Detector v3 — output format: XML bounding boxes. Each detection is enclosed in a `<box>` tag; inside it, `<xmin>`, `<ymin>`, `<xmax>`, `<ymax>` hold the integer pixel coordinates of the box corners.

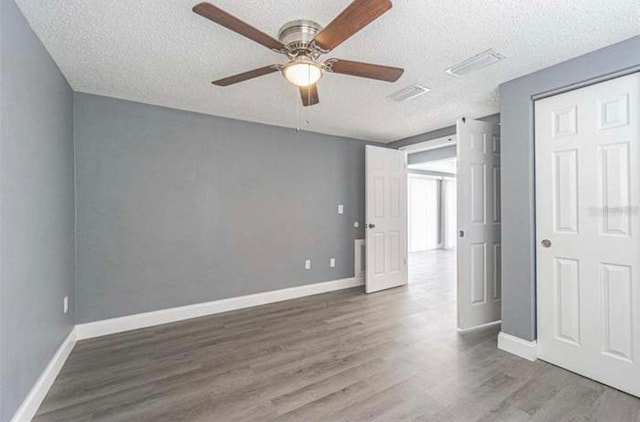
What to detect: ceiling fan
<box><xmin>192</xmin><ymin>0</ymin><xmax>405</xmax><ymax>107</ymax></box>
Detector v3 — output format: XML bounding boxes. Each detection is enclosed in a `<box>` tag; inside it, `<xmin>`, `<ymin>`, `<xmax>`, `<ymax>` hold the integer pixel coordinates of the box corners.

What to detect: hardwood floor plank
<box><xmin>33</xmin><ymin>250</ymin><xmax>640</xmax><ymax>421</ymax></box>
<box><xmin>528</xmin><ymin>377</ymin><xmax>605</xmax><ymax>421</ymax></box>
<box><xmin>591</xmin><ymin>388</ymin><xmax>640</xmax><ymax>422</ymax></box>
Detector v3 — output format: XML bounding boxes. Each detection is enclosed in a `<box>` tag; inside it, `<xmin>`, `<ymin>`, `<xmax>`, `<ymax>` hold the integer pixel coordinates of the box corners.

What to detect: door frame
<box><xmin>401</xmin><ymin>137</ymin><xmax>458</xmax><ymax>261</ymax></box>
<box><xmin>532</xmin><ymin>68</ymin><xmax>640</xmax><ymax>341</ymax></box>
<box><xmin>400</xmin><ymin>138</ymin><xmax>459</xmax><ymax>308</ymax></box>
<box><xmin>399</xmin><ymin>135</ymin><xmax>457</xmax><ymax>154</ymax></box>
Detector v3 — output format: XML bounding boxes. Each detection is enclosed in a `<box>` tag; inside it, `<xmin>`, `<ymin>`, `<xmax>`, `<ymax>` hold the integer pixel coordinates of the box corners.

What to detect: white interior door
<box><xmin>365</xmin><ymin>145</ymin><xmax>408</xmax><ymax>293</ymax></box>
<box><xmin>457</xmin><ymin>118</ymin><xmax>502</xmax><ymax>329</ymax></box>
<box><xmin>536</xmin><ymin>72</ymin><xmax>640</xmax><ymax>397</ymax></box>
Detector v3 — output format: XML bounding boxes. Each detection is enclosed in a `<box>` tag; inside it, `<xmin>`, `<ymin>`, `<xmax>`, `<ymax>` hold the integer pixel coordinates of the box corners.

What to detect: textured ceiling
<box><xmin>15</xmin><ymin>0</ymin><xmax>640</xmax><ymax>142</ymax></box>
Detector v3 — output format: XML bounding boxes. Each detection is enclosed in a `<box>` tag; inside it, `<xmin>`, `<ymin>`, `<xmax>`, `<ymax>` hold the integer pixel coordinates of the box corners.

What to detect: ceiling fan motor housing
<box><xmin>278</xmin><ymin>20</ymin><xmax>323</xmax><ymax>55</ymax></box>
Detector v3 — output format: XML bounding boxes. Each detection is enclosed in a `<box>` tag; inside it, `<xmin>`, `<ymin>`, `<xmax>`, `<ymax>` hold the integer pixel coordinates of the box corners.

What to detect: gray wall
<box><xmin>408</xmin><ymin>145</ymin><xmax>456</xmax><ymax>165</ymax></box>
<box><xmin>500</xmin><ymin>35</ymin><xmax>640</xmax><ymax>341</ymax></box>
<box><xmin>0</xmin><ymin>1</ymin><xmax>76</xmax><ymax>421</ymax></box>
<box><xmin>74</xmin><ymin>93</ymin><xmax>373</xmax><ymax>323</ymax></box>
<box><xmin>388</xmin><ymin>114</ymin><xmax>499</xmax><ymax>149</ymax></box>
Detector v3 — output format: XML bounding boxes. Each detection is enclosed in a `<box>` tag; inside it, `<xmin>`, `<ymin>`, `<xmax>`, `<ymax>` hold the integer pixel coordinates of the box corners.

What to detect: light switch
<box><xmin>338</xmin><ymin>204</ymin><xmax>344</xmax><ymax>214</ymax></box>
<box><xmin>330</xmin><ymin>258</ymin><xmax>336</xmax><ymax>268</ymax></box>
<box><xmin>305</xmin><ymin>260</ymin><xmax>311</xmax><ymax>270</ymax></box>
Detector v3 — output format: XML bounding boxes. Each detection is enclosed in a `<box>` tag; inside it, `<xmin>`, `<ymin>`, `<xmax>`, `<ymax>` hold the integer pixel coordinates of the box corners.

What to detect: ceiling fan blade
<box><xmin>300</xmin><ymin>84</ymin><xmax>319</xmax><ymax>107</ymax></box>
<box><xmin>212</xmin><ymin>65</ymin><xmax>280</xmax><ymax>86</ymax></box>
<box><xmin>193</xmin><ymin>3</ymin><xmax>285</xmax><ymax>52</ymax></box>
<box><xmin>313</xmin><ymin>0</ymin><xmax>392</xmax><ymax>52</ymax></box>
<box><xmin>327</xmin><ymin>59</ymin><xmax>404</xmax><ymax>82</ymax></box>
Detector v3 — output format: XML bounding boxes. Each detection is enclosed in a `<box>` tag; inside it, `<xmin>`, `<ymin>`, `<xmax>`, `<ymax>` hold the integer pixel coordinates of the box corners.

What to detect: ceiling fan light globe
<box><xmin>282</xmin><ymin>61</ymin><xmax>323</xmax><ymax>87</ymax></box>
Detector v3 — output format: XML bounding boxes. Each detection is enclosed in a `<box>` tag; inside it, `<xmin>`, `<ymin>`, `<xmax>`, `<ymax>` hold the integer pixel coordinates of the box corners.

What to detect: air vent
<box><xmin>446</xmin><ymin>49</ymin><xmax>505</xmax><ymax>77</ymax></box>
<box><xmin>388</xmin><ymin>84</ymin><xmax>430</xmax><ymax>102</ymax></box>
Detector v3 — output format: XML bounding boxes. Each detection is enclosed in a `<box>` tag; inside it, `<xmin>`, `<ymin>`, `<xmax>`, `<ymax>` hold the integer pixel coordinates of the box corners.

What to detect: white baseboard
<box><xmin>10</xmin><ymin>328</ymin><xmax>77</xmax><ymax>422</ymax></box>
<box><xmin>498</xmin><ymin>331</ymin><xmax>538</xmax><ymax>362</ymax></box>
<box><xmin>9</xmin><ymin>276</ymin><xmax>364</xmax><ymax>422</ymax></box>
<box><xmin>76</xmin><ymin>276</ymin><xmax>364</xmax><ymax>340</ymax></box>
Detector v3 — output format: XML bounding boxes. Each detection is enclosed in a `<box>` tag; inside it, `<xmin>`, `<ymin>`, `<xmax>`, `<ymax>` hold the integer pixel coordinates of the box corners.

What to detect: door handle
<box><xmin>459</xmin><ymin>230</ymin><xmax>464</xmax><ymax>237</ymax></box>
<box><xmin>368</xmin><ymin>223</ymin><xmax>376</xmax><ymax>229</ymax></box>
<box><xmin>541</xmin><ymin>239</ymin><xmax>552</xmax><ymax>248</ymax></box>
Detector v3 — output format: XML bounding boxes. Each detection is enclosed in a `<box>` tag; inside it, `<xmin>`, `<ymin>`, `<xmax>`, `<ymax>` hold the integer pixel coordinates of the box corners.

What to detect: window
<box><xmin>409</xmin><ymin>175</ymin><xmax>457</xmax><ymax>252</ymax></box>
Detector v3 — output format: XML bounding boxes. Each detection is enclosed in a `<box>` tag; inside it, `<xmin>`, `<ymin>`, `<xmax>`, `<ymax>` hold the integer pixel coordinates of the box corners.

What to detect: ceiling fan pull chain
<box><xmin>296</xmin><ymin>87</ymin><xmax>300</xmax><ymax>133</ymax></box>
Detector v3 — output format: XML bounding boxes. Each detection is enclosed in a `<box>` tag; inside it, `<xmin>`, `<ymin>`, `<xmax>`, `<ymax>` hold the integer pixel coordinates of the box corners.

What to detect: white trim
<box><xmin>407</xmin><ymin>172</ymin><xmax>445</xmax><ymax>181</ymax></box>
<box><xmin>532</xmin><ymin>66</ymin><xmax>640</xmax><ymax>101</ymax></box>
<box><xmin>497</xmin><ymin>331</ymin><xmax>538</xmax><ymax>362</ymax></box>
<box><xmin>76</xmin><ymin>276</ymin><xmax>364</xmax><ymax>340</ymax></box>
<box><xmin>9</xmin><ymin>277</ymin><xmax>364</xmax><ymax>421</ymax></box>
<box><xmin>457</xmin><ymin>319</ymin><xmax>501</xmax><ymax>333</ymax></box>
<box><xmin>354</xmin><ymin>239</ymin><xmax>365</xmax><ymax>280</ymax></box>
<box><xmin>10</xmin><ymin>328</ymin><xmax>77</xmax><ymax>422</ymax></box>
<box><xmin>399</xmin><ymin>135</ymin><xmax>457</xmax><ymax>154</ymax></box>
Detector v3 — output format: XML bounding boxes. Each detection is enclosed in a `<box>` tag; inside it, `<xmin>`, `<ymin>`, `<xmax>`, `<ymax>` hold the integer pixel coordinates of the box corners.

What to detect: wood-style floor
<box><xmin>35</xmin><ymin>249</ymin><xmax>640</xmax><ymax>421</ymax></box>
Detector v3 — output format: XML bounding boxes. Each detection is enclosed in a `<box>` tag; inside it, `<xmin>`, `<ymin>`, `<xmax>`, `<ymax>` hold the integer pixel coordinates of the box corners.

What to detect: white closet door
<box><xmin>536</xmin><ymin>72</ymin><xmax>640</xmax><ymax>397</ymax></box>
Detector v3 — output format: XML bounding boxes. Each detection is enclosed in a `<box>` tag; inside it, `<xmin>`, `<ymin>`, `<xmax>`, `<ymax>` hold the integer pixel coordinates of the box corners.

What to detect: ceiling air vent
<box><xmin>388</xmin><ymin>84</ymin><xmax>430</xmax><ymax>102</ymax></box>
<box><xmin>446</xmin><ymin>49</ymin><xmax>505</xmax><ymax>77</ymax></box>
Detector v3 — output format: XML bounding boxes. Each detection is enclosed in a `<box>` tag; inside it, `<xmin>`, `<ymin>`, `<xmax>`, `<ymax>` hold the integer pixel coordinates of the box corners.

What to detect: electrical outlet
<box><xmin>305</xmin><ymin>260</ymin><xmax>311</xmax><ymax>270</ymax></box>
<box><xmin>330</xmin><ymin>258</ymin><xmax>336</xmax><ymax>268</ymax></box>
<box><xmin>63</xmin><ymin>296</ymin><xmax>69</xmax><ymax>314</ymax></box>
<box><xmin>338</xmin><ymin>204</ymin><xmax>344</xmax><ymax>214</ymax></box>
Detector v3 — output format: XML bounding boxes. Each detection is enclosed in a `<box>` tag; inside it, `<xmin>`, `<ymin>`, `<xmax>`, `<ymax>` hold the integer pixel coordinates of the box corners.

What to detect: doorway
<box><xmin>365</xmin><ymin>119</ymin><xmax>501</xmax><ymax>331</ymax></box>
<box><xmin>407</xmin><ymin>166</ymin><xmax>457</xmax><ymax>276</ymax></box>
<box><xmin>399</xmin><ymin>118</ymin><xmax>502</xmax><ymax>331</ymax></box>
<box><xmin>404</xmin><ymin>140</ymin><xmax>458</xmax><ymax>319</ymax></box>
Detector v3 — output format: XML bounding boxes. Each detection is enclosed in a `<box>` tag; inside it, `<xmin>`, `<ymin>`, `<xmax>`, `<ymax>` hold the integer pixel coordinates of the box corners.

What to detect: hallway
<box><xmin>408</xmin><ymin>249</ymin><xmax>457</xmax><ymax>323</ymax></box>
